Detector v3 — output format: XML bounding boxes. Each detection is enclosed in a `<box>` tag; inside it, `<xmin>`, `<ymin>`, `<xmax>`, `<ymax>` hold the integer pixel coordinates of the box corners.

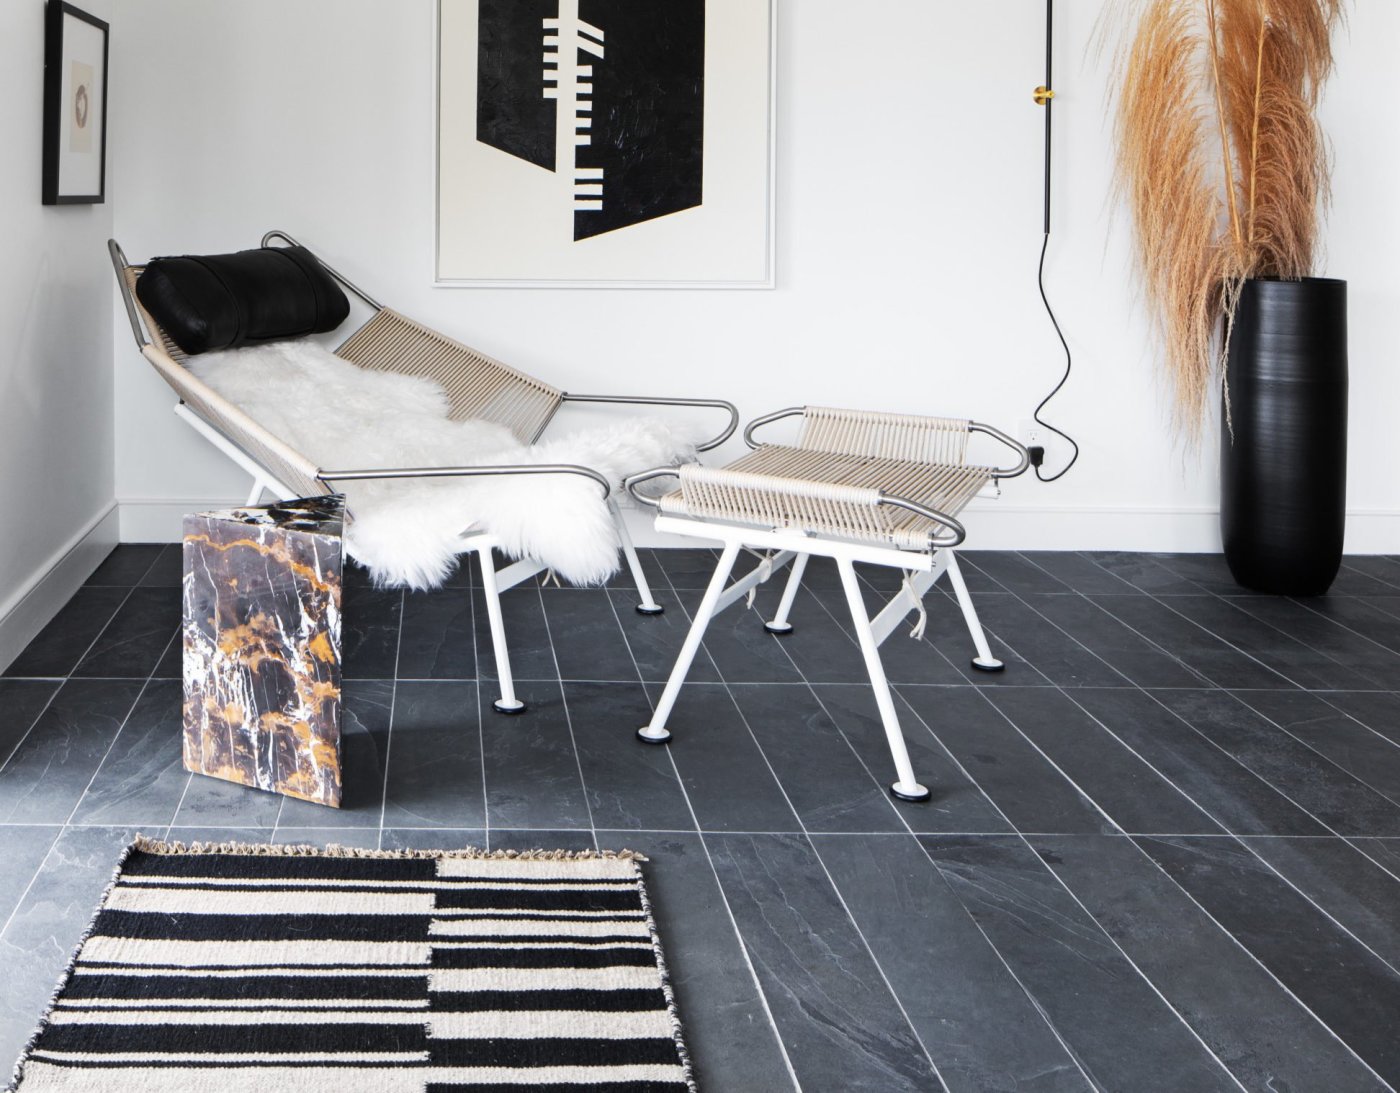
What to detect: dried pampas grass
<box><xmin>1105</xmin><ymin>0</ymin><xmax>1344</xmax><ymax>437</ymax></box>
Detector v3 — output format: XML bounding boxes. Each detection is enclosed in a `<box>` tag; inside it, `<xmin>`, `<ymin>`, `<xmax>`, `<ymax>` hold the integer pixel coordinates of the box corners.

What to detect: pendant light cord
<box><xmin>1032</xmin><ymin>0</ymin><xmax>1078</xmax><ymax>482</ymax></box>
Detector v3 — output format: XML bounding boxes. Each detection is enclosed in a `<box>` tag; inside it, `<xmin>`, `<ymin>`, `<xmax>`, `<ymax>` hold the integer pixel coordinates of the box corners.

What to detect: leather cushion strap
<box><xmin>135</xmin><ymin>245</ymin><xmax>351</xmax><ymax>355</ymax></box>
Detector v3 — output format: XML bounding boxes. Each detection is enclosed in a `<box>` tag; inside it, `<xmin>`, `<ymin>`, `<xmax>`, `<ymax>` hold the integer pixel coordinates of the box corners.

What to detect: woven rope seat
<box><xmin>626</xmin><ymin>404</ymin><xmax>1029</xmax><ymax>803</ymax></box>
<box><xmin>660</xmin><ymin>444</ymin><xmax>996</xmax><ymax>551</ymax></box>
<box><xmin>649</xmin><ymin>406</ymin><xmax>1019</xmax><ymax>551</ymax></box>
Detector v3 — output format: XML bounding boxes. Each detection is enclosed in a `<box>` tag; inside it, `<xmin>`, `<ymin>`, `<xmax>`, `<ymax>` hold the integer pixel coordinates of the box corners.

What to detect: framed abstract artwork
<box><xmin>435</xmin><ymin>0</ymin><xmax>775</xmax><ymax>288</ymax></box>
<box><xmin>42</xmin><ymin>0</ymin><xmax>109</xmax><ymax>205</ymax></box>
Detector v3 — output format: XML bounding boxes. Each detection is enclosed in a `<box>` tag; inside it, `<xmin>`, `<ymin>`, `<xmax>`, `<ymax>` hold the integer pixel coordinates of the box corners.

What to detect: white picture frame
<box><xmin>435</xmin><ymin>0</ymin><xmax>776</xmax><ymax>289</ymax></box>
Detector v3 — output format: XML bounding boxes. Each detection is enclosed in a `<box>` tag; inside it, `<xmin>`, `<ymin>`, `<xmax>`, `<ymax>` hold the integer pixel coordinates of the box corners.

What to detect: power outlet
<box><xmin>1019</xmin><ymin>419</ymin><xmax>1042</xmax><ymax>448</ymax></box>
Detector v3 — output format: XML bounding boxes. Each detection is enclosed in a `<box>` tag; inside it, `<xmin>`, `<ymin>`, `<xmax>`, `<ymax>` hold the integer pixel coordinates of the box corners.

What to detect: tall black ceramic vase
<box><xmin>1221</xmin><ymin>277</ymin><xmax>1347</xmax><ymax>595</ymax></box>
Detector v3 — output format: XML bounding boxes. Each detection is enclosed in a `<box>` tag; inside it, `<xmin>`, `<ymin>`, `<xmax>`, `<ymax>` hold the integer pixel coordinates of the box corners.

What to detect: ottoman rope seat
<box><xmin>626</xmin><ymin>405</ymin><xmax>1029</xmax><ymax>802</ymax></box>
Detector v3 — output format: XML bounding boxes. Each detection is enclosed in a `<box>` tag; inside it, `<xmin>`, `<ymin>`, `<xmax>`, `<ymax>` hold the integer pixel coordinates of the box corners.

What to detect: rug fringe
<box><xmin>634</xmin><ymin>862</ymin><xmax>699</xmax><ymax>1093</ymax></box>
<box><xmin>132</xmin><ymin>834</ymin><xmax>647</xmax><ymax>862</ymax></box>
<box><xmin>5</xmin><ymin>838</ymin><xmax>140</xmax><ymax>1093</ymax></box>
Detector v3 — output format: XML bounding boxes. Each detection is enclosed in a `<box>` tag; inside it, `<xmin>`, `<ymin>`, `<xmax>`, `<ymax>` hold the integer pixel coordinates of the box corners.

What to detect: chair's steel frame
<box><xmin>623</xmin><ymin>409</ymin><xmax>1029</xmax><ymax>802</ymax></box>
<box><xmin>110</xmin><ymin>233</ymin><xmax>739</xmax><ymax>713</ymax></box>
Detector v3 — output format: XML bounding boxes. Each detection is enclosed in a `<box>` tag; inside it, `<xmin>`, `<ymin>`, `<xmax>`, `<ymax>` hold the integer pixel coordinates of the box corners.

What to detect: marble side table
<box><xmin>182</xmin><ymin>495</ymin><xmax>345</xmax><ymax>807</ymax></box>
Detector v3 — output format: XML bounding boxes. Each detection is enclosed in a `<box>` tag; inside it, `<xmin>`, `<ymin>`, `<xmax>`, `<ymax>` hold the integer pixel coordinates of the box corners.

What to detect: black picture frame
<box><xmin>42</xmin><ymin>0</ymin><xmax>109</xmax><ymax>205</ymax></box>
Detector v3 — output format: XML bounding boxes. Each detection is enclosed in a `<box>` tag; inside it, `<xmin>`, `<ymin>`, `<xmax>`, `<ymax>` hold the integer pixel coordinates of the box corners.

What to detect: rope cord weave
<box><xmin>658</xmin><ymin>406</ymin><xmax>994</xmax><ymax>551</ymax></box>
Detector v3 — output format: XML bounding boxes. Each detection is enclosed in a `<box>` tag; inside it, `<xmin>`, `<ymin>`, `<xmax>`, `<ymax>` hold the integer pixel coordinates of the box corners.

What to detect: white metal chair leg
<box><xmin>610</xmin><ymin>499</ymin><xmax>663</xmax><ymax>615</ymax></box>
<box><xmin>945</xmin><ymin>552</ymin><xmax>1003</xmax><ymax>672</ymax></box>
<box><xmin>478</xmin><ymin>547</ymin><xmax>526</xmax><ymax>714</ymax></box>
<box><xmin>637</xmin><ymin>540</ymin><xmax>741</xmax><ymax>744</ymax></box>
<box><xmin>245</xmin><ymin>478</ymin><xmax>268</xmax><ymax>506</ymax></box>
<box><xmin>764</xmin><ymin>552</ymin><xmax>810</xmax><ymax>634</ymax></box>
<box><xmin>836</xmin><ymin>557</ymin><xmax>929</xmax><ymax>802</ymax></box>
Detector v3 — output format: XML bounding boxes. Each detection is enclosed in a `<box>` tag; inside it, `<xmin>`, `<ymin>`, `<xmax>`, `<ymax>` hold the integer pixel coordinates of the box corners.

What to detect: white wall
<box><xmin>109</xmin><ymin>0</ymin><xmax>1399</xmax><ymax>551</ymax></box>
<box><xmin>0</xmin><ymin>0</ymin><xmax>119</xmax><ymax>669</ymax></box>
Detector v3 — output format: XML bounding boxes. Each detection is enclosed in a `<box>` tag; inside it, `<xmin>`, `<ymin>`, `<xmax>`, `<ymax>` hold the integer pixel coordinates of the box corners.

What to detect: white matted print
<box><xmin>42</xmin><ymin>1</ymin><xmax>108</xmax><ymax>205</ymax></box>
<box><xmin>436</xmin><ymin>0</ymin><xmax>774</xmax><ymax>288</ymax></box>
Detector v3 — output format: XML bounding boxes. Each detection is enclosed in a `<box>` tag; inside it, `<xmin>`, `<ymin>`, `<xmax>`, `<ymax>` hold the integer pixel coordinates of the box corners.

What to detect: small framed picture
<box><xmin>42</xmin><ymin>0</ymin><xmax>109</xmax><ymax>205</ymax></box>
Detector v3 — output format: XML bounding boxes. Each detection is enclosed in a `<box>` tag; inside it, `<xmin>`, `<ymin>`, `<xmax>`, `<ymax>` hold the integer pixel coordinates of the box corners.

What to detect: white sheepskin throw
<box><xmin>188</xmin><ymin>340</ymin><xmax>695</xmax><ymax>589</ymax></box>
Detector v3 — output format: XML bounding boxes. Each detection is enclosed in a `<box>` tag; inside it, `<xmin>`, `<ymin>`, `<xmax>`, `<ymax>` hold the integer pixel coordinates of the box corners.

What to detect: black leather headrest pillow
<box><xmin>135</xmin><ymin>245</ymin><xmax>351</xmax><ymax>355</ymax></box>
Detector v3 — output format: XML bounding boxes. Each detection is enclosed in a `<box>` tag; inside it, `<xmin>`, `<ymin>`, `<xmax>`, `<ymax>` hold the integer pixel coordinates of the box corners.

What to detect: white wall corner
<box><xmin>0</xmin><ymin>503</ymin><xmax>120</xmax><ymax>674</ymax></box>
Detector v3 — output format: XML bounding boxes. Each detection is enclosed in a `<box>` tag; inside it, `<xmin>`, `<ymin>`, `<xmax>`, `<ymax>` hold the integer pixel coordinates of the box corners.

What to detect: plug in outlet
<box><xmin>1019</xmin><ymin>420</ymin><xmax>1046</xmax><ymax>470</ymax></box>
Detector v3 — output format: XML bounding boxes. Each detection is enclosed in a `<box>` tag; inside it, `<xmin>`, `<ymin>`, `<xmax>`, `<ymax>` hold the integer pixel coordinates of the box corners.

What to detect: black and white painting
<box><xmin>437</xmin><ymin>0</ymin><xmax>773</xmax><ymax>287</ymax></box>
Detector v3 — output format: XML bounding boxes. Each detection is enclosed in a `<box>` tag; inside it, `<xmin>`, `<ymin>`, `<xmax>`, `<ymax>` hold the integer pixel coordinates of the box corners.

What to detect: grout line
<box><xmin>637</xmin><ymin>554</ymin><xmax>806</xmax><ymax>1092</ymax></box>
<box><xmin>994</xmin><ymin>562</ymin><xmax>1396</xmax><ymax>842</ymax></box>
<box><xmin>0</xmin><ymin>587</ymin><xmax>144</xmax><ymax>778</ymax></box>
<box><xmin>376</xmin><ymin>589</ymin><xmax>407</xmax><ymax>853</ymax></box>
<box><xmin>890</xmin><ymin>691</ymin><xmax>1251</xmax><ymax>1091</ymax></box>
<box><xmin>0</xmin><ymin>827</ymin><xmax>67</xmax><ymax>946</ymax></box>
<box><xmin>1226</xmin><ymin>692</ymin><xmax>1400</xmax><ymax>814</ymax></box>
<box><xmin>2</xmin><ymin>620</ymin><xmax>181</xmax><ymax>944</ymax></box>
<box><xmin>1011</xmin><ymin>551</ymin><xmax>1136</xmax><ymax>594</ymax></box>
<box><xmin>695</xmin><ymin>552</ymin><xmax>1400</xmax><ymax>1083</ymax></box>
<box><xmin>1287</xmin><ymin>596</ymin><xmax>1400</xmax><ymax>658</ymax></box>
<box><xmin>1125</xmin><ymin>691</ymin><xmax>1400</xmax><ymax>974</ymax></box>
<box><xmin>1022</xmin><ymin>592</ymin><xmax>1215</xmax><ymax>690</ymax></box>
<box><xmin>64</xmin><ymin>626</ymin><xmax>180</xmax><ymax>834</ymax></box>
<box><xmin>0</xmin><ymin>683</ymin><xmax>67</xmax><ymax>779</ymax></box>
<box><xmin>1084</xmin><ymin>553</ymin><xmax>1400</xmax><ymax>669</ymax></box>
<box><xmin>1338</xmin><ymin>560</ymin><xmax>1400</xmax><ymax>594</ymax></box>
<box><xmin>1139</xmin><ymin>589</ymin><xmax>1372</xmax><ymax>690</ymax></box>
<box><xmin>654</xmin><ymin>556</ymin><xmax>950</xmax><ymax>1092</ymax></box>
<box><xmin>1121</xmin><ymin>830</ymin><xmax>1400</xmax><ymax>1092</ymax></box>
<box><xmin>936</xmin><ymin>556</ymin><xmax>1135</xmax><ymax>688</ymax></box>
<box><xmin>467</xmin><ymin>578</ymin><xmax>489</xmax><ymax>850</ymax></box>
<box><xmin>1003</xmin><ymin>555</ymin><xmax>1400</xmax><ymax>979</ymax></box>
<box><xmin>162</xmin><ymin>776</ymin><xmax>194</xmax><ymax>844</ymax></box>
<box><xmin>721</xmin><ymin>579</ymin><xmax>1080</xmax><ymax>1093</ymax></box>
<box><xmin>1311</xmin><ymin>690</ymin><xmax>1400</xmax><ymax>749</ymax></box>
<box><xmin>1077</xmin><ymin>590</ymin><xmax>1298</xmax><ymax>689</ymax></box>
<box><xmin>905</xmin><ymin>668</ymin><xmax>1398</xmax><ymax>1086</ymax></box>
<box><xmin>13</xmin><ymin>817</ymin><xmax>1400</xmax><ymax>834</ymax></box>
<box><xmin>534</xmin><ymin>582</ymin><xmax>599</xmax><ymax>853</ymax></box>
<box><xmin>1232</xmin><ymin>596</ymin><xmax>1400</xmax><ymax>672</ymax></box>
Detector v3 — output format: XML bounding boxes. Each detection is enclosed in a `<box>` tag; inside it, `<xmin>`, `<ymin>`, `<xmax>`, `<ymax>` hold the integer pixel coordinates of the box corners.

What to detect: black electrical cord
<box><xmin>1033</xmin><ymin>233</ymin><xmax>1078</xmax><ymax>481</ymax></box>
<box><xmin>1032</xmin><ymin>0</ymin><xmax>1078</xmax><ymax>483</ymax></box>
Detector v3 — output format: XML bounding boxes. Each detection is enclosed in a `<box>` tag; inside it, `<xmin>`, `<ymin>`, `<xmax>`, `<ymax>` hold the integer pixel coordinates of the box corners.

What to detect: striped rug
<box><xmin>8</xmin><ymin>837</ymin><xmax>694</xmax><ymax>1092</ymax></box>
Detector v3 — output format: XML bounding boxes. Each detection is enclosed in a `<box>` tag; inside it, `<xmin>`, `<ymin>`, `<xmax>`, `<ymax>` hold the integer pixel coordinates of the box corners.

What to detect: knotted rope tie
<box><xmin>903</xmin><ymin>571</ymin><xmax>928</xmax><ymax>640</ymax></box>
<box><xmin>744</xmin><ymin>549</ymin><xmax>775</xmax><ymax>609</ymax></box>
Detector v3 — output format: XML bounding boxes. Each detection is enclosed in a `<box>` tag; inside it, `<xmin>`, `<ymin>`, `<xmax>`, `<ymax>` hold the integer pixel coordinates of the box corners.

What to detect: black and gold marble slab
<box><xmin>182</xmin><ymin>495</ymin><xmax>344</xmax><ymax>807</ymax></box>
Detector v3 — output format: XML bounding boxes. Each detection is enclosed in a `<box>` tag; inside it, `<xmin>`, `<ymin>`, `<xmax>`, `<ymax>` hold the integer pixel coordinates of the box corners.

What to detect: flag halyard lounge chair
<box><xmin>109</xmin><ymin>231</ymin><xmax>737</xmax><ymax>714</ymax></box>
<box><xmin>626</xmin><ymin>405</ymin><xmax>1029</xmax><ymax>801</ymax></box>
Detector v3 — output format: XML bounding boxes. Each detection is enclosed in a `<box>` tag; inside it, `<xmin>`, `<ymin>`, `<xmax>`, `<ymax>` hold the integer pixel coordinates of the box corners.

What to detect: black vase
<box><xmin>1221</xmin><ymin>277</ymin><xmax>1348</xmax><ymax>595</ymax></box>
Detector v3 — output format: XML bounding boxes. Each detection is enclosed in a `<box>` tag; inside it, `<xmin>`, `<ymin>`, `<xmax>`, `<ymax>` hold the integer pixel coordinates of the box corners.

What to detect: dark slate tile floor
<box><xmin>3</xmin><ymin>544</ymin><xmax>1400</xmax><ymax>1090</ymax></box>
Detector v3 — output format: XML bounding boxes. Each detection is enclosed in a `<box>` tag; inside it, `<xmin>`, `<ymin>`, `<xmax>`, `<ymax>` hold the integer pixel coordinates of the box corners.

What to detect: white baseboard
<box><xmin>0</xmin><ymin>502</ymin><xmax>120</xmax><ymax>675</ymax></box>
<box><xmin>116</xmin><ymin>498</ymin><xmax>1400</xmax><ymax>554</ymax></box>
<box><xmin>118</xmin><ymin>497</ymin><xmax>246</xmax><ymax>542</ymax></box>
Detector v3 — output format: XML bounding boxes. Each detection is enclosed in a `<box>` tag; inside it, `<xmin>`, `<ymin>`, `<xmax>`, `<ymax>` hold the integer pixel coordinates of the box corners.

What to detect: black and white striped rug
<box><xmin>8</xmin><ymin>837</ymin><xmax>695</xmax><ymax>1092</ymax></box>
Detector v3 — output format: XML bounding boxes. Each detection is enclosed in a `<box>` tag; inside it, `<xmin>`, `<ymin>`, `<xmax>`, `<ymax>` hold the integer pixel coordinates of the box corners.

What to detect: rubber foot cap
<box><xmin>971</xmin><ymin>657</ymin><xmax>1006</xmax><ymax>673</ymax></box>
<box><xmin>493</xmin><ymin>699</ymin><xmax>527</xmax><ymax>715</ymax></box>
<box><xmin>764</xmin><ymin>621</ymin><xmax>794</xmax><ymax>635</ymax></box>
<box><xmin>635</xmin><ymin>604</ymin><xmax>665</xmax><ymax>616</ymax></box>
<box><xmin>890</xmin><ymin>781</ymin><xmax>931</xmax><ymax>802</ymax></box>
<box><xmin>637</xmin><ymin>726</ymin><xmax>672</xmax><ymax>744</ymax></box>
